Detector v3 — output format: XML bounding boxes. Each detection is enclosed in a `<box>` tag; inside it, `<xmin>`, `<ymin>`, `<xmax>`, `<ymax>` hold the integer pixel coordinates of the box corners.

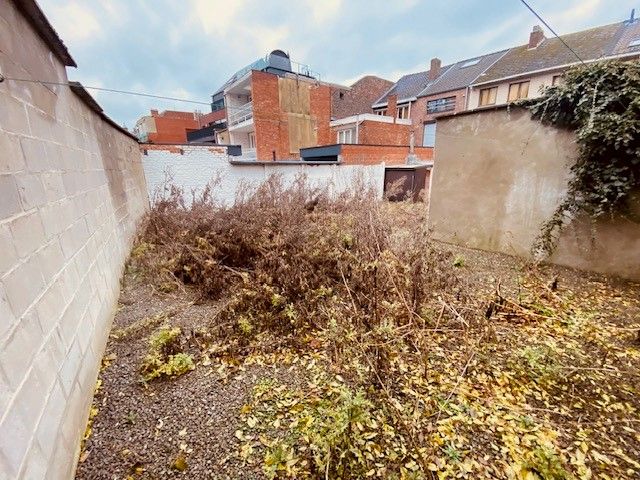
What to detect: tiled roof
<box><xmin>473</xmin><ymin>21</ymin><xmax>632</xmax><ymax>85</ymax></box>
<box><xmin>373</xmin><ymin>65</ymin><xmax>453</xmax><ymax>106</ymax></box>
<box><xmin>418</xmin><ymin>49</ymin><xmax>509</xmax><ymax>97</ymax></box>
<box><xmin>612</xmin><ymin>19</ymin><xmax>640</xmax><ymax>55</ymax></box>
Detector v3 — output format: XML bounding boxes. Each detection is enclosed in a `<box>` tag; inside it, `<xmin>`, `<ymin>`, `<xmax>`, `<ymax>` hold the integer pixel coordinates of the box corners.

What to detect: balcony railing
<box><xmin>426</xmin><ymin>97</ymin><xmax>456</xmax><ymax>114</ymax></box>
<box><xmin>228</xmin><ymin>102</ymin><xmax>253</xmax><ymax>127</ymax></box>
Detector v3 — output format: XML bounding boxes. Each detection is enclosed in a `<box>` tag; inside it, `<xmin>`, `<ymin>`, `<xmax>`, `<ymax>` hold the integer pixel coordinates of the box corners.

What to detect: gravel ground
<box><xmin>74</xmin><ymin>244</ymin><xmax>640</xmax><ymax>480</ymax></box>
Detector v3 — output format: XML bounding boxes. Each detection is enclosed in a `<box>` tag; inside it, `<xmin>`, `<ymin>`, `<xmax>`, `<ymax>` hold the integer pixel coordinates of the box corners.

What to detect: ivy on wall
<box><xmin>524</xmin><ymin>61</ymin><xmax>640</xmax><ymax>256</ymax></box>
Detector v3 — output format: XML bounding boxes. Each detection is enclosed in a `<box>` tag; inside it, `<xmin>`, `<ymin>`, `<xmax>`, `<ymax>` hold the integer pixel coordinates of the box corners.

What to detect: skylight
<box><xmin>461</xmin><ymin>58</ymin><xmax>480</xmax><ymax>68</ymax></box>
<box><xmin>629</xmin><ymin>38</ymin><xmax>640</xmax><ymax>47</ymax></box>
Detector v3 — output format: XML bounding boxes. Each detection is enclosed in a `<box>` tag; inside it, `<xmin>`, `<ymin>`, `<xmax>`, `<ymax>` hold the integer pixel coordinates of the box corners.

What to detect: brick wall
<box><xmin>0</xmin><ymin>2</ymin><xmax>148</xmax><ymax>479</ymax></box>
<box><xmin>411</xmin><ymin>89</ymin><xmax>467</xmax><ymax>145</ymax></box>
<box><xmin>251</xmin><ymin>71</ymin><xmax>332</xmax><ymax>161</ymax></box>
<box><xmin>358</xmin><ymin>120</ymin><xmax>412</xmax><ymax>145</ymax></box>
<box><xmin>147</xmin><ymin>110</ymin><xmax>200</xmax><ymax>144</ymax></box>
<box><xmin>331</xmin><ymin>76</ymin><xmax>393</xmax><ymax>119</ymax></box>
<box><xmin>340</xmin><ymin>144</ymin><xmax>433</xmax><ymax>165</ymax></box>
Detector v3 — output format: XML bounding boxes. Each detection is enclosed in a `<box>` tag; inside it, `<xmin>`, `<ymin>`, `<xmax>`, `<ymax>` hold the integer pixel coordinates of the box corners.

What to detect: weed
<box><xmin>140</xmin><ymin>327</ymin><xmax>194</xmax><ymax>381</ymax></box>
<box><xmin>516</xmin><ymin>345</ymin><xmax>560</xmax><ymax>381</ymax></box>
<box><xmin>453</xmin><ymin>255</ymin><xmax>465</xmax><ymax>268</ymax></box>
<box><xmin>525</xmin><ymin>447</ymin><xmax>572</xmax><ymax>479</ymax></box>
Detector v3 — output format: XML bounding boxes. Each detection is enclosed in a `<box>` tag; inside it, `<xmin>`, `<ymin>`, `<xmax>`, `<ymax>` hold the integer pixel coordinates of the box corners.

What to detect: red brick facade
<box><xmin>144</xmin><ymin>110</ymin><xmax>200</xmax><ymax>143</ymax></box>
<box><xmin>331</xmin><ymin>76</ymin><xmax>393</xmax><ymax>119</ymax></box>
<box><xmin>331</xmin><ymin>119</ymin><xmax>412</xmax><ymax>146</ymax></box>
<box><xmin>251</xmin><ymin>70</ymin><xmax>332</xmax><ymax>161</ymax></box>
<box><xmin>411</xmin><ymin>89</ymin><xmax>467</xmax><ymax>145</ymax></box>
<box><xmin>340</xmin><ymin>144</ymin><xmax>433</xmax><ymax>165</ymax></box>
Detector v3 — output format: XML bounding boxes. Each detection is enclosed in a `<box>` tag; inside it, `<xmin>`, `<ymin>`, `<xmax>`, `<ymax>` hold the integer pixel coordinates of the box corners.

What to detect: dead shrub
<box><xmin>133</xmin><ymin>174</ymin><xmax>469</xmax><ymax>371</ymax></box>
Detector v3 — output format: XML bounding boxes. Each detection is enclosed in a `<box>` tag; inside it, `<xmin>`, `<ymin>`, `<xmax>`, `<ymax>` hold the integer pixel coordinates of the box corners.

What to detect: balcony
<box><xmin>228</xmin><ymin>102</ymin><xmax>253</xmax><ymax>128</ymax></box>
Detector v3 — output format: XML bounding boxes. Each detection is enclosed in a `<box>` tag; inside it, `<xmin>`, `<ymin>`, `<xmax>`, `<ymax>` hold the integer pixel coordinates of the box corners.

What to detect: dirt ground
<box><xmin>74</xmin><ymin>243</ymin><xmax>640</xmax><ymax>480</ymax></box>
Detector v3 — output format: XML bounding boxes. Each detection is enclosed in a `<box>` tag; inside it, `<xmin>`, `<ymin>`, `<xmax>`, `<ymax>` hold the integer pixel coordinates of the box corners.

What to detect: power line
<box><xmin>517</xmin><ymin>0</ymin><xmax>586</xmax><ymax>65</ymax></box>
<box><xmin>1</xmin><ymin>76</ymin><xmax>212</xmax><ymax>106</ymax></box>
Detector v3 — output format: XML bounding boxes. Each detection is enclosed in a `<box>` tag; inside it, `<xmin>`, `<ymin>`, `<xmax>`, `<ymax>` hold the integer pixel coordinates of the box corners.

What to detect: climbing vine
<box><xmin>524</xmin><ymin>61</ymin><xmax>640</xmax><ymax>256</ymax></box>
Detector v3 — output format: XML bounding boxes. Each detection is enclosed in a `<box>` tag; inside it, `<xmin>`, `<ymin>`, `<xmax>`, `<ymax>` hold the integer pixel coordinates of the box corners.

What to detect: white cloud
<box><xmin>307</xmin><ymin>0</ymin><xmax>342</xmax><ymax>24</ymax></box>
<box><xmin>191</xmin><ymin>0</ymin><xmax>247</xmax><ymax>35</ymax></box>
<box><xmin>46</xmin><ymin>1</ymin><xmax>102</xmax><ymax>43</ymax></box>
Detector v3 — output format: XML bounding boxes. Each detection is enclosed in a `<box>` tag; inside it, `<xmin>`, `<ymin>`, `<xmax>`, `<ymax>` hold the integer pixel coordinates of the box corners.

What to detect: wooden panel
<box><xmin>287</xmin><ymin>114</ymin><xmax>316</xmax><ymax>154</ymax></box>
<box><xmin>278</xmin><ymin>77</ymin><xmax>311</xmax><ymax>114</ymax></box>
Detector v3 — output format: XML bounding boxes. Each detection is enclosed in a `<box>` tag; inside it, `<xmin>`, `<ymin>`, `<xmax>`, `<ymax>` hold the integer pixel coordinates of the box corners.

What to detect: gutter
<box><xmin>372</xmin><ymin>96</ymin><xmax>416</xmax><ymax>109</ymax></box>
<box><xmin>471</xmin><ymin>51</ymin><xmax>640</xmax><ymax>87</ymax></box>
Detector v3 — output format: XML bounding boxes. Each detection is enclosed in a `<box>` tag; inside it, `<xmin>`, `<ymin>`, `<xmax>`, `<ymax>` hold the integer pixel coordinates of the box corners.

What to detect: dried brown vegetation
<box><xmin>79</xmin><ymin>176</ymin><xmax>640</xmax><ymax>480</ymax></box>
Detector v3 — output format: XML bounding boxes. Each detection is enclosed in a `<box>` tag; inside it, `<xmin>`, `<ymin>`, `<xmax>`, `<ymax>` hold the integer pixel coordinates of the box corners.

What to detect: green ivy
<box><xmin>523</xmin><ymin>61</ymin><xmax>640</xmax><ymax>256</ymax></box>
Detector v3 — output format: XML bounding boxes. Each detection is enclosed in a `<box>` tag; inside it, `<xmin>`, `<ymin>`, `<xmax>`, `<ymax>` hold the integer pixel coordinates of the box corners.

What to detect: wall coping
<box><xmin>69</xmin><ymin>83</ymin><xmax>139</xmax><ymax>142</ymax></box>
<box><xmin>13</xmin><ymin>0</ymin><xmax>76</xmax><ymax>67</ymax></box>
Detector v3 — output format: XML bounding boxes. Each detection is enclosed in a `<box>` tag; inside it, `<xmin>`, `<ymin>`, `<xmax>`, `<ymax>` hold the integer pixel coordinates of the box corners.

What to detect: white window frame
<box><xmin>248</xmin><ymin>131</ymin><xmax>256</xmax><ymax>148</ymax></box>
<box><xmin>397</xmin><ymin>103</ymin><xmax>410</xmax><ymax>119</ymax></box>
<box><xmin>374</xmin><ymin>108</ymin><xmax>387</xmax><ymax>116</ymax></box>
<box><xmin>337</xmin><ymin>128</ymin><xmax>355</xmax><ymax>144</ymax></box>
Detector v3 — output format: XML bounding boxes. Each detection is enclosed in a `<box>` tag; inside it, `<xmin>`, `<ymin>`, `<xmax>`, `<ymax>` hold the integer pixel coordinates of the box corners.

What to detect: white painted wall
<box><xmin>142</xmin><ymin>146</ymin><xmax>385</xmax><ymax>206</ymax></box>
<box><xmin>469</xmin><ymin>72</ymin><xmax>556</xmax><ymax>109</ymax></box>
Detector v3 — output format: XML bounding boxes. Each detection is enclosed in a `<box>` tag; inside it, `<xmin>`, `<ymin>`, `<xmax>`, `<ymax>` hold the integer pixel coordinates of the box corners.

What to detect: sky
<box><xmin>38</xmin><ymin>0</ymin><xmax>638</xmax><ymax>128</ymax></box>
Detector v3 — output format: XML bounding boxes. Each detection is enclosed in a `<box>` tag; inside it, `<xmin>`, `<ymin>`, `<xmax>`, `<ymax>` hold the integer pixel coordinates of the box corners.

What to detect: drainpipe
<box><xmin>355</xmin><ymin>114</ymin><xmax>359</xmax><ymax>144</ymax></box>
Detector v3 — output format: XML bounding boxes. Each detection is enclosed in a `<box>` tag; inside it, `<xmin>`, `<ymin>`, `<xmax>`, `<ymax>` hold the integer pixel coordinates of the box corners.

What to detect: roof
<box><xmin>417</xmin><ymin>49</ymin><xmax>509</xmax><ymax>97</ymax></box>
<box><xmin>374</xmin><ymin>65</ymin><xmax>453</xmax><ymax>106</ymax></box>
<box><xmin>473</xmin><ymin>21</ymin><xmax>635</xmax><ymax>85</ymax></box>
<box><xmin>13</xmin><ymin>0</ymin><xmax>76</xmax><ymax>67</ymax></box>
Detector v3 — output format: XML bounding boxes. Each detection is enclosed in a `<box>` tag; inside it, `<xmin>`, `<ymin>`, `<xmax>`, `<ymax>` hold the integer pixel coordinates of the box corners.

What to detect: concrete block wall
<box><xmin>142</xmin><ymin>145</ymin><xmax>385</xmax><ymax>206</ymax></box>
<box><xmin>429</xmin><ymin>106</ymin><xmax>640</xmax><ymax>280</ymax></box>
<box><xmin>0</xmin><ymin>1</ymin><xmax>148</xmax><ymax>478</ymax></box>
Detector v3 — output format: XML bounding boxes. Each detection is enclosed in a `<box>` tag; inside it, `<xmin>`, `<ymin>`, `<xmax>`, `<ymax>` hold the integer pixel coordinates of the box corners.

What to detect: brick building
<box><xmin>206</xmin><ymin>50</ymin><xmax>334</xmax><ymax>160</ymax></box>
<box><xmin>133</xmin><ymin>109</ymin><xmax>201</xmax><ymax>143</ymax></box>
<box><xmin>331</xmin><ymin>75</ymin><xmax>393</xmax><ymax>119</ymax></box>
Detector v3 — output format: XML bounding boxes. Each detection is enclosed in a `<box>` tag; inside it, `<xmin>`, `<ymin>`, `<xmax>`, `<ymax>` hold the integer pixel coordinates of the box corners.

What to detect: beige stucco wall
<box><xmin>468</xmin><ymin>72</ymin><xmax>556</xmax><ymax>109</ymax></box>
<box><xmin>429</xmin><ymin>107</ymin><xmax>640</xmax><ymax>280</ymax></box>
<box><xmin>0</xmin><ymin>2</ymin><xmax>148</xmax><ymax>479</ymax></box>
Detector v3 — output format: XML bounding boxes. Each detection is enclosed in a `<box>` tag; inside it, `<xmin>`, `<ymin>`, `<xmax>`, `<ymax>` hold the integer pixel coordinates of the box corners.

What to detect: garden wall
<box><xmin>142</xmin><ymin>145</ymin><xmax>386</xmax><ymax>205</ymax></box>
<box><xmin>0</xmin><ymin>1</ymin><xmax>148</xmax><ymax>478</ymax></box>
<box><xmin>428</xmin><ymin>106</ymin><xmax>640</xmax><ymax>280</ymax></box>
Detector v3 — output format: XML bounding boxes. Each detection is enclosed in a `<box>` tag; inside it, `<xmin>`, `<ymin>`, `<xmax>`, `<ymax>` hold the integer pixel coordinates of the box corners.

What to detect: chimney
<box><xmin>387</xmin><ymin>94</ymin><xmax>398</xmax><ymax>121</ymax></box>
<box><xmin>150</xmin><ymin>109</ymin><xmax>159</xmax><ymax>117</ymax></box>
<box><xmin>528</xmin><ymin>25</ymin><xmax>545</xmax><ymax>49</ymax></box>
<box><xmin>429</xmin><ymin>58</ymin><xmax>441</xmax><ymax>80</ymax></box>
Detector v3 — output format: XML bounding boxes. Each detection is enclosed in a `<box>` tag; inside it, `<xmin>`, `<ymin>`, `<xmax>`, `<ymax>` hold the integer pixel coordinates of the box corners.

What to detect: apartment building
<box><xmin>206</xmin><ymin>50</ymin><xmax>333</xmax><ymax>160</ymax></box>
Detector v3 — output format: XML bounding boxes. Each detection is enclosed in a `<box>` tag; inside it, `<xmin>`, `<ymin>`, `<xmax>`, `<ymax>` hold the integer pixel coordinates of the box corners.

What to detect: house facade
<box><xmin>133</xmin><ymin>109</ymin><xmax>202</xmax><ymax>143</ymax></box>
<box><xmin>469</xmin><ymin>19</ymin><xmax>640</xmax><ymax>108</ymax></box>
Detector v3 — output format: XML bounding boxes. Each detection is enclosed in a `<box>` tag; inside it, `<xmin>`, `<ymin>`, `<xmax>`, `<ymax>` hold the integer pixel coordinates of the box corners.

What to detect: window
<box><xmin>508</xmin><ymin>81</ymin><xmax>530</xmax><ymax>101</ymax></box>
<box><xmin>426</xmin><ymin>96</ymin><xmax>456</xmax><ymax>114</ymax></box>
<box><xmin>397</xmin><ymin>104</ymin><xmax>410</xmax><ymax>119</ymax></box>
<box><xmin>337</xmin><ymin>128</ymin><xmax>355</xmax><ymax>144</ymax></box>
<box><xmin>478</xmin><ymin>87</ymin><xmax>497</xmax><ymax>106</ymax></box>
<box><xmin>552</xmin><ymin>75</ymin><xmax>563</xmax><ymax>86</ymax></box>
<box><xmin>422</xmin><ymin>123</ymin><xmax>436</xmax><ymax>147</ymax></box>
<box><xmin>629</xmin><ymin>38</ymin><xmax>640</xmax><ymax>47</ymax></box>
<box><xmin>339</xmin><ymin>92</ymin><xmax>344</xmax><ymax>99</ymax></box>
<box><xmin>248</xmin><ymin>132</ymin><xmax>256</xmax><ymax>149</ymax></box>
<box><xmin>374</xmin><ymin>109</ymin><xmax>387</xmax><ymax>116</ymax></box>
<box><xmin>461</xmin><ymin>58</ymin><xmax>480</xmax><ymax>68</ymax></box>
